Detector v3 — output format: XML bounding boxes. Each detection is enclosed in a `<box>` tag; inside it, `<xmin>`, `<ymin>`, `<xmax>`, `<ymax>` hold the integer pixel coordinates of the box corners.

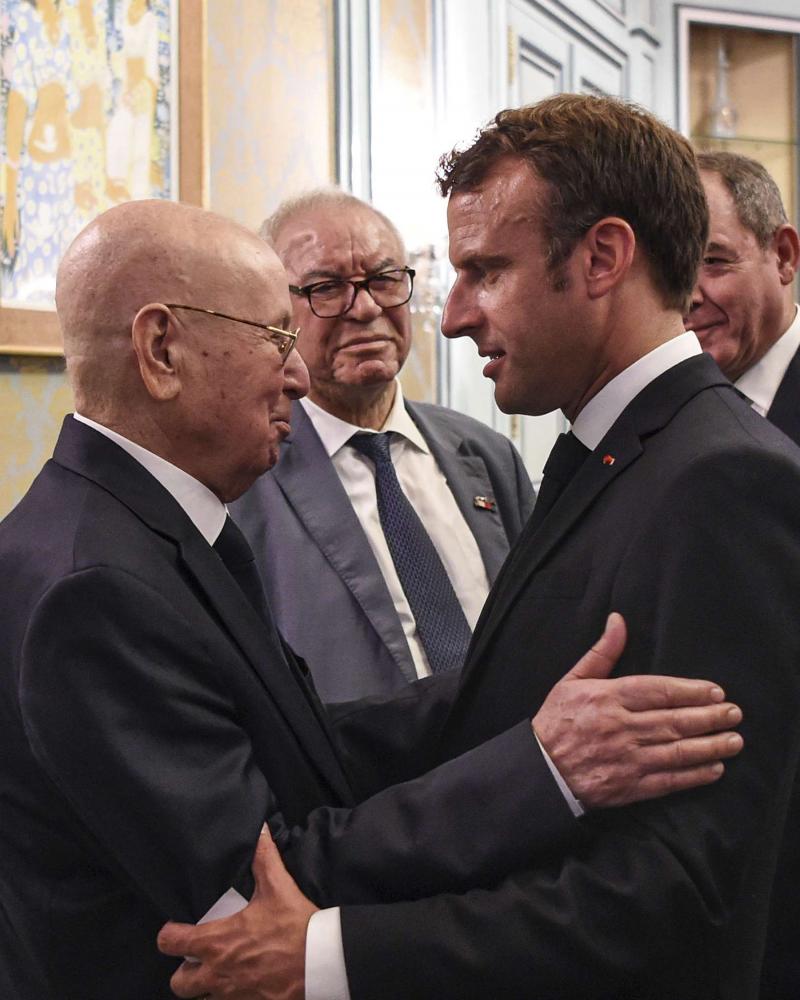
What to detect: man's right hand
<box><xmin>533</xmin><ymin>612</ymin><xmax>743</xmax><ymax>809</ymax></box>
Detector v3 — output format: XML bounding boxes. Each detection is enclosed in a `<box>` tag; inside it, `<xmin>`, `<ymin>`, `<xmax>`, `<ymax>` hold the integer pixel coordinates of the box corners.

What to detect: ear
<box><xmin>131</xmin><ymin>304</ymin><xmax>182</xmax><ymax>402</ymax></box>
<box><xmin>581</xmin><ymin>217</ymin><xmax>636</xmax><ymax>300</ymax></box>
<box><xmin>772</xmin><ymin>224</ymin><xmax>800</xmax><ymax>286</ymax></box>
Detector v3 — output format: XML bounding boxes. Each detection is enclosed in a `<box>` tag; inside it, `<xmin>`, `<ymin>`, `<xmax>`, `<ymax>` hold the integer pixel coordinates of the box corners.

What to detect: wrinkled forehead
<box><xmin>275</xmin><ymin>206</ymin><xmax>406</xmax><ymax>281</ymax></box>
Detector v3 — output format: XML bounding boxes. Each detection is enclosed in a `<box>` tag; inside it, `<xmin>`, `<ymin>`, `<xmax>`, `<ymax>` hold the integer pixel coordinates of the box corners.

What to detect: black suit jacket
<box><xmin>759</xmin><ymin>339</ymin><xmax>800</xmax><ymax>998</ymax></box>
<box><xmin>766</xmin><ymin>340</ymin><xmax>800</xmax><ymax>445</ymax></box>
<box><xmin>341</xmin><ymin>354</ymin><xmax>800</xmax><ymax>1000</ymax></box>
<box><xmin>0</xmin><ymin>417</ymin><xmax>571</xmax><ymax>999</ymax></box>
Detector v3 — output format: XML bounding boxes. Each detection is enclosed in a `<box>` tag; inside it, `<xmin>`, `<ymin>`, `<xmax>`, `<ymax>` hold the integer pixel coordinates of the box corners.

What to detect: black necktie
<box><xmin>529</xmin><ymin>431</ymin><xmax>591</xmax><ymax>531</ymax></box>
<box><xmin>213</xmin><ymin>515</ymin><xmax>269</xmax><ymax>621</ymax></box>
<box><xmin>350</xmin><ymin>432</ymin><xmax>472</xmax><ymax>674</ymax></box>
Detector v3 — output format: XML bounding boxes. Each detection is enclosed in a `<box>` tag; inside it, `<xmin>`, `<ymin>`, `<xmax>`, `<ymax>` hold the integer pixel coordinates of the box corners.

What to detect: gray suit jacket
<box><xmin>231</xmin><ymin>399</ymin><xmax>534</xmax><ymax>701</ymax></box>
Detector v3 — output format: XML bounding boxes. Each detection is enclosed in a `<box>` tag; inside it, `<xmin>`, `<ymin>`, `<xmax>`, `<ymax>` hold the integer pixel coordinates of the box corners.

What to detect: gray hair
<box><xmin>258</xmin><ymin>188</ymin><xmax>405</xmax><ymax>254</ymax></box>
<box><xmin>697</xmin><ymin>151</ymin><xmax>788</xmax><ymax>248</ymax></box>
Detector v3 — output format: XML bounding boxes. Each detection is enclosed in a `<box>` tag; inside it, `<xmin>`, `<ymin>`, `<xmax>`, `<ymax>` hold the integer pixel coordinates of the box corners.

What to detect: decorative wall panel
<box><xmin>372</xmin><ymin>0</ymin><xmax>440</xmax><ymax>403</ymax></box>
<box><xmin>0</xmin><ymin>356</ymin><xmax>72</xmax><ymax>516</ymax></box>
<box><xmin>206</xmin><ymin>0</ymin><xmax>335</xmax><ymax>230</ymax></box>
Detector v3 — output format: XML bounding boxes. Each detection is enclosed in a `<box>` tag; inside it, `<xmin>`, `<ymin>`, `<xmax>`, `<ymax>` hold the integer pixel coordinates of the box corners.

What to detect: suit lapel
<box><xmin>407</xmin><ymin>401</ymin><xmax>510</xmax><ymax>582</ymax></box>
<box><xmin>767</xmin><ymin>345</ymin><xmax>800</xmax><ymax>446</ymax></box>
<box><xmin>463</xmin><ymin>354</ymin><xmax>732</xmax><ymax>675</ymax></box>
<box><xmin>272</xmin><ymin>403</ymin><xmax>418</xmax><ymax>682</ymax></box>
<box><xmin>52</xmin><ymin>417</ymin><xmax>352</xmax><ymax>803</ymax></box>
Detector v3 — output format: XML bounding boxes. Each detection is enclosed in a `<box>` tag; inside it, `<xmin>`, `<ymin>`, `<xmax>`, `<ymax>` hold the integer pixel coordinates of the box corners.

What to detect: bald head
<box><xmin>57</xmin><ymin>200</ymin><xmax>284</xmax><ymax>417</ymax></box>
<box><xmin>55</xmin><ymin>199</ymin><xmax>307</xmax><ymax>501</ymax></box>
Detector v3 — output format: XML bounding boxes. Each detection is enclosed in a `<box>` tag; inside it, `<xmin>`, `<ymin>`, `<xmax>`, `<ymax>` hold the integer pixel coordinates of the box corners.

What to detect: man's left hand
<box><xmin>157</xmin><ymin>829</ymin><xmax>317</xmax><ymax>1000</ymax></box>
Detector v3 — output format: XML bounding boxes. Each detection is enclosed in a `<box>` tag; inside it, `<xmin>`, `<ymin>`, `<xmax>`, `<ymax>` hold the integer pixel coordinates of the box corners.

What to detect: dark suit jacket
<box><xmin>231</xmin><ymin>399</ymin><xmax>534</xmax><ymax>701</ymax></box>
<box><xmin>340</xmin><ymin>354</ymin><xmax>800</xmax><ymax>1000</ymax></box>
<box><xmin>760</xmin><ymin>338</ymin><xmax>800</xmax><ymax>998</ymax></box>
<box><xmin>766</xmin><ymin>340</ymin><xmax>800</xmax><ymax>445</ymax></box>
<box><xmin>0</xmin><ymin>417</ymin><xmax>569</xmax><ymax>999</ymax></box>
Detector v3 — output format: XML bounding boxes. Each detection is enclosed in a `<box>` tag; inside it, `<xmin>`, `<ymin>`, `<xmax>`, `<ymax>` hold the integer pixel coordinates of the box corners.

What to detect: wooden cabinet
<box><xmin>678</xmin><ymin>8</ymin><xmax>800</xmax><ymax>222</ymax></box>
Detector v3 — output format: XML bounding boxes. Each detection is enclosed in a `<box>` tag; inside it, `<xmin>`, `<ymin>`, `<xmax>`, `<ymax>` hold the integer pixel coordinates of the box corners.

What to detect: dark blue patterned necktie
<box><xmin>350</xmin><ymin>432</ymin><xmax>472</xmax><ymax>674</ymax></box>
<box><xmin>213</xmin><ymin>515</ymin><xmax>269</xmax><ymax>621</ymax></box>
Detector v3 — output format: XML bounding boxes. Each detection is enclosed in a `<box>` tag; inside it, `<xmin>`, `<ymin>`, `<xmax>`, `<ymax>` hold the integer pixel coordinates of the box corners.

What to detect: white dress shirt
<box><xmin>73</xmin><ymin>413</ymin><xmax>227</xmax><ymax>542</ymax></box>
<box><xmin>734</xmin><ymin>305</ymin><xmax>800</xmax><ymax>416</ymax></box>
<box><xmin>301</xmin><ymin>383</ymin><xmax>490</xmax><ymax>679</ymax></box>
<box><xmin>571</xmin><ymin>332</ymin><xmax>702</xmax><ymax>448</ymax></box>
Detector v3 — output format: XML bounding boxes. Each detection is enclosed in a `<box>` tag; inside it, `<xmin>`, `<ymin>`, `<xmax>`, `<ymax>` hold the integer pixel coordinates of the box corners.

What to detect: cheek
<box><xmin>296</xmin><ymin>324</ymin><xmax>334</xmax><ymax>371</ymax></box>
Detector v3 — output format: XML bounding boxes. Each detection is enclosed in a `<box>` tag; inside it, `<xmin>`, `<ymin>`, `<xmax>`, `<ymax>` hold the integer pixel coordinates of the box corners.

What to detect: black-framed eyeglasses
<box><xmin>289</xmin><ymin>266</ymin><xmax>415</xmax><ymax>319</ymax></box>
<box><xmin>165</xmin><ymin>304</ymin><xmax>298</xmax><ymax>362</ymax></box>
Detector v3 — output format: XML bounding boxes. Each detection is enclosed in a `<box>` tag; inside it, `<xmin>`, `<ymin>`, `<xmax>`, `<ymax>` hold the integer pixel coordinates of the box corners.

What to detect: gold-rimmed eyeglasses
<box><xmin>165</xmin><ymin>304</ymin><xmax>298</xmax><ymax>362</ymax></box>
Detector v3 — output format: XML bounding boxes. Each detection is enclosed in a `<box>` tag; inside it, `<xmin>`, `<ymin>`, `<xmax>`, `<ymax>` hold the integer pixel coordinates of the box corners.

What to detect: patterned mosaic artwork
<box><xmin>0</xmin><ymin>0</ymin><xmax>175</xmax><ymax>308</ymax></box>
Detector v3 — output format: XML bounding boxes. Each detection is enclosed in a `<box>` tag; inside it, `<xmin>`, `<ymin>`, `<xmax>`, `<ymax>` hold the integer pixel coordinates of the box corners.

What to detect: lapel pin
<box><xmin>602</xmin><ymin>454</ymin><xmax>616</xmax><ymax>466</ymax></box>
<box><xmin>473</xmin><ymin>496</ymin><xmax>496</xmax><ymax>511</ymax></box>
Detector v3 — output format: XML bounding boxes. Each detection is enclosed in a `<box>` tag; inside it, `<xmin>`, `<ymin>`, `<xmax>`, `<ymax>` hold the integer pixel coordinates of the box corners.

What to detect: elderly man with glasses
<box><xmin>232</xmin><ymin>189</ymin><xmax>535</xmax><ymax>702</ymax></box>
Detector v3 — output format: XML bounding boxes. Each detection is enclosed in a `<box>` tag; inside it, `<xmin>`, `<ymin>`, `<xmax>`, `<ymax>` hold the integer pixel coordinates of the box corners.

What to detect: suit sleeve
<box><xmin>19</xmin><ymin>567</ymin><xmax>271</xmax><ymax>922</ymax></box>
<box><xmin>21</xmin><ymin>567</ymin><xmax>576</xmax><ymax>923</ymax></box>
<box><xmin>325</xmin><ymin>671</ymin><xmax>462</xmax><ymax>795</ymax></box>
<box><xmin>278</xmin><ymin>715</ymin><xmax>579</xmax><ymax>906</ymax></box>
<box><xmin>338</xmin><ymin>446</ymin><xmax>800</xmax><ymax>999</ymax></box>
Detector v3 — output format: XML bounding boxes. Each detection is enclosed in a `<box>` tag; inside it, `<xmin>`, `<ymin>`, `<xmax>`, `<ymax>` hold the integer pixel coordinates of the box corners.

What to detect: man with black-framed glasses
<box><xmin>232</xmin><ymin>189</ymin><xmax>536</xmax><ymax>703</ymax></box>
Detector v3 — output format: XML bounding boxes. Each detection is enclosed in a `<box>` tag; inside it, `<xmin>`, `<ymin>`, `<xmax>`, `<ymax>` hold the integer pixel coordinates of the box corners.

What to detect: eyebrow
<box><xmin>704</xmin><ymin>241</ymin><xmax>733</xmax><ymax>254</ymax></box>
<box><xmin>458</xmin><ymin>253</ymin><xmax>510</xmax><ymax>270</ymax></box>
<box><xmin>299</xmin><ymin>258</ymin><xmax>401</xmax><ymax>283</ymax></box>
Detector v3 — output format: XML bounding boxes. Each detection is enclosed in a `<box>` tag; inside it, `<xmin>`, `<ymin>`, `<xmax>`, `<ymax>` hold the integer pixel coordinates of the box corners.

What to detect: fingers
<box><xmin>626</xmin><ymin>701</ymin><xmax>742</xmax><ymax>743</ymax></box>
<box><xmin>157</xmin><ymin>921</ymin><xmax>199</xmax><ymax>959</ymax></box>
<box><xmin>169</xmin><ymin>959</ymin><xmax>215</xmax><ymax>999</ymax></box>
<box><xmin>564</xmin><ymin>612</ymin><xmax>627</xmax><ymax>680</ymax></box>
<box><xmin>639</xmin><ymin>729</ymin><xmax>743</xmax><ymax>771</ymax></box>
<box><xmin>615</xmin><ymin>674</ymin><xmax>727</xmax><ymax>711</ymax></box>
<box><xmin>582</xmin><ymin>731</ymin><xmax>744</xmax><ymax>808</ymax></box>
<box><xmin>252</xmin><ymin>825</ymin><xmax>308</xmax><ymax>906</ymax></box>
<box><xmin>629</xmin><ymin>759</ymin><xmax>733</xmax><ymax>803</ymax></box>
<box><xmin>250</xmin><ymin>825</ymin><xmax>280</xmax><ymax>897</ymax></box>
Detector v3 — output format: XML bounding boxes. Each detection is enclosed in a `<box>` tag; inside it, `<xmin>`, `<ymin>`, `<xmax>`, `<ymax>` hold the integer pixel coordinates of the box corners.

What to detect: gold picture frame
<box><xmin>0</xmin><ymin>0</ymin><xmax>206</xmax><ymax>356</ymax></box>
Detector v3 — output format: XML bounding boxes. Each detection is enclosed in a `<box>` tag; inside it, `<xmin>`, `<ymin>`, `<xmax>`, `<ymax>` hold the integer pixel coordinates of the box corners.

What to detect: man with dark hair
<box><xmin>160</xmin><ymin>95</ymin><xmax>800</xmax><ymax>1000</ymax></box>
<box><xmin>686</xmin><ymin>151</ymin><xmax>800</xmax><ymax>444</ymax></box>
<box><xmin>232</xmin><ymin>189</ymin><xmax>533</xmax><ymax>702</ymax></box>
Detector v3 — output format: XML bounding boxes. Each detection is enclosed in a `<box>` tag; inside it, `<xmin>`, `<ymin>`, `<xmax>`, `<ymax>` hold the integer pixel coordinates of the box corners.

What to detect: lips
<box><xmin>481</xmin><ymin>350</ymin><xmax>506</xmax><ymax>380</ymax></box>
<box><xmin>338</xmin><ymin>336</ymin><xmax>391</xmax><ymax>352</ymax></box>
<box><xmin>691</xmin><ymin>321</ymin><xmax>725</xmax><ymax>346</ymax></box>
<box><xmin>271</xmin><ymin>417</ymin><xmax>291</xmax><ymax>439</ymax></box>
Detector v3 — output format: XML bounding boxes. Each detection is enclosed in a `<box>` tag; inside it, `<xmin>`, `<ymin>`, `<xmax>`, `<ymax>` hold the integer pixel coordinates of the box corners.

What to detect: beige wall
<box><xmin>206</xmin><ymin>0</ymin><xmax>335</xmax><ymax>229</ymax></box>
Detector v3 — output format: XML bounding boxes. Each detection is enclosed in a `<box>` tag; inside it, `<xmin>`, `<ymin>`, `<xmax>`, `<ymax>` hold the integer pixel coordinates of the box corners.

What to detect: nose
<box><xmin>283</xmin><ymin>347</ymin><xmax>310</xmax><ymax>400</ymax></box>
<box><xmin>345</xmin><ymin>283</ymin><xmax>383</xmax><ymax>322</ymax></box>
<box><xmin>685</xmin><ymin>276</ymin><xmax>704</xmax><ymax>320</ymax></box>
<box><xmin>441</xmin><ymin>277</ymin><xmax>475</xmax><ymax>340</ymax></box>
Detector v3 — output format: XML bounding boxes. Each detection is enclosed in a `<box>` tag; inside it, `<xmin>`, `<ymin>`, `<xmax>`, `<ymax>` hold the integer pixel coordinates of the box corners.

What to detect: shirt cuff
<box><xmin>305</xmin><ymin>907</ymin><xmax>351</xmax><ymax>1000</ymax></box>
<box><xmin>534</xmin><ymin>731</ymin><xmax>585</xmax><ymax>817</ymax></box>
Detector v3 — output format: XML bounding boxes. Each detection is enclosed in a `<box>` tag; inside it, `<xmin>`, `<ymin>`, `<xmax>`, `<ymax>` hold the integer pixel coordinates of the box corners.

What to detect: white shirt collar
<box><xmin>571</xmin><ymin>332</ymin><xmax>702</xmax><ymax>450</ymax></box>
<box><xmin>73</xmin><ymin>413</ymin><xmax>228</xmax><ymax>545</ymax></box>
<box><xmin>734</xmin><ymin>305</ymin><xmax>800</xmax><ymax>417</ymax></box>
<box><xmin>300</xmin><ymin>381</ymin><xmax>429</xmax><ymax>456</ymax></box>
